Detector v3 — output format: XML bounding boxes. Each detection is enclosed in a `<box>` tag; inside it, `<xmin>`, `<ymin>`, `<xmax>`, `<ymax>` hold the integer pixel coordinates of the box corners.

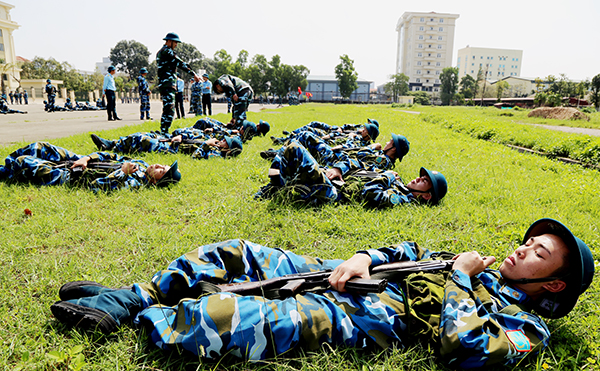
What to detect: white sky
<box><xmin>10</xmin><ymin>0</ymin><xmax>600</xmax><ymax>87</ymax></box>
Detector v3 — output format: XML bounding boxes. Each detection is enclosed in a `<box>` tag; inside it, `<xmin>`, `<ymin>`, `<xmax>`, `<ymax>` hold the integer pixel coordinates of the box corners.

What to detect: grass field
<box><xmin>1</xmin><ymin>104</ymin><xmax>599</xmax><ymax>370</ymax></box>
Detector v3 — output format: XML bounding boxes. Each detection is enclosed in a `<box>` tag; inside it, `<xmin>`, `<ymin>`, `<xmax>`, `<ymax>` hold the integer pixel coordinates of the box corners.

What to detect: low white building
<box><xmin>457</xmin><ymin>46</ymin><xmax>523</xmax><ymax>81</ymax></box>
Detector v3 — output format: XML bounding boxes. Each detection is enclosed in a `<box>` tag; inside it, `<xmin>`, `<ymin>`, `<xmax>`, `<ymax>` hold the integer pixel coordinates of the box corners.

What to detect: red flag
<box><xmin>298</xmin><ymin>87</ymin><xmax>302</xmax><ymax>95</ymax></box>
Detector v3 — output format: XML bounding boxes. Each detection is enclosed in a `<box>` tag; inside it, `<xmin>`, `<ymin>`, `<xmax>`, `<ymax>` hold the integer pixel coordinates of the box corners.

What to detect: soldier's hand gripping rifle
<box><xmin>215</xmin><ymin>259</ymin><xmax>454</xmax><ymax>300</ymax></box>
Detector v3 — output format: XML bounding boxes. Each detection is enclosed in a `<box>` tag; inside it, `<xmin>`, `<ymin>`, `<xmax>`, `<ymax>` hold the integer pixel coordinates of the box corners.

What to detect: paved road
<box><xmin>0</xmin><ymin>100</ymin><xmax>274</xmax><ymax>147</ymax></box>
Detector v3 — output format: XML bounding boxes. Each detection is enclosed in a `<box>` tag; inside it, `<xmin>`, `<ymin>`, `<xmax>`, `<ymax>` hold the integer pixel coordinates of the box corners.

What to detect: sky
<box><xmin>10</xmin><ymin>0</ymin><xmax>600</xmax><ymax>87</ymax></box>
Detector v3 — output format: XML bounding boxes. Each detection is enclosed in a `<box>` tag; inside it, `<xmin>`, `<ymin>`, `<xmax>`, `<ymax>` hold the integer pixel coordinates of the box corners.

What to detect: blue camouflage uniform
<box><xmin>190</xmin><ymin>81</ymin><xmax>203</xmax><ymax>116</ymax></box>
<box><xmin>215</xmin><ymin>74</ymin><xmax>253</xmax><ymax>126</ymax></box>
<box><xmin>156</xmin><ymin>44</ymin><xmax>195</xmax><ymax>134</ymax></box>
<box><xmin>138</xmin><ymin>74</ymin><xmax>151</xmax><ymax>119</ymax></box>
<box><xmin>258</xmin><ymin>140</ymin><xmax>415</xmax><ymax>207</ymax></box>
<box><xmin>130</xmin><ymin>239</ymin><xmax>551</xmax><ymax>368</ymax></box>
<box><xmin>45</xmin><ymin>82</ymin><xmax>57</xmax><ymax>109</ymax></box>
<box><xmin>1</xmin><ymin>97</ymin><xmax>26</xmax><ymax>114</ymax></box>
<box><xmin>0</xmin><ymin>142</ymin><xmax>151</xmax><ymax>192</ymax></box>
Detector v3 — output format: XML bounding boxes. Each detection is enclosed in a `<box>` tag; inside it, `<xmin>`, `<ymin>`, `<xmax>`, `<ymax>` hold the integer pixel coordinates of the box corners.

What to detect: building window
<box><xmin>417</xmin><ymin>52</ymin><xmax>422</xmax><ymax>57</ymax></box>
<box><xmin>436</xmin><ymin>62</ymin><xmax>441</xmax><ymax>66</ymax></box>
<box><xmin>419</xmin><ymin>26</ymin><xmax>424</xmax><ymax>31</ymax></box>
<box><xmin>428</xmin><ymin>44</ymin><xmax>432</xmax><ymax>48</ymax></box>
<box><xmin>430</xmin><ymin>27</ymin><xmax>434</xmax><ymax>30</ymax></box>
<box><xmin>437</xmin><ymin>45</ymin><xmax>442</xmax><ymax>49</ymax></box>
<box><xmin>417</xmin><ymin>61</ymin><xmax>422</xmax><ymax>66</ymax></box>
<box><xmin>417</xmin><ymin>70</ymin><xmax>422</xmax><ymax>74</ymax></box>
<box><xmin>471</xmin><ymin>70</ymin><xmax>474</xmax><ymax>73</ymax></box>
<box><xmin>439</xmin><ymin>27</ymin><xmax>444</xmax><ymax>31</ymax></box>
<box><xmin>471</xmin><ymin>63</ymin><xmax>474</xmax><ymax>66</ymax></box>
<box><xmin>0</xmin><ymin>29</ymin><xmax>3</xmax><ymax>37</ymax></box>
<box><xmin>436</xmin><ymin>71</ymin><xmax>440</xmax><ymax>75</ymax></box>
<box><xmin>435</xmin><ymin>79</ymin><xmax>440</xmax><ymax>83</ymax></box>
<box><xmin>415</xmin><ymin>87</ymin><xmax>421</xmax><ymax>91</ymax></box>
<box><xmin>438</xmin><ymin>36</ymin><xmax>443</xmax><ymax>40</ymax></box>
<box><xmin>418</xmin><ymin>44</ymin><xmax>423</xmax><ymax>49</ymax></box>
<box><xmin>430</xmin><ymin>18</ymin><xmax>434</xmax><ymax>21</ymax></box>
<box><xmin>0</xmin><ymin>43</ymin><xmax>4</xmax><ymax>52</ymax></box>
<box><xmin>516</xmin><ymin>58</ymin><xmax>519</xmax><ymax>61</ymax></box>
<box><xmin>416</xmin><ymin>78</ymin><xmax>421</xmax><ymax>83</ymax></box>
<box><xmin>440</xmin><ymin>18</ymin><xmax>444</xmax><ymax>22</ymax></box>
<box><xmin>437</xmin><ymin>53</ymin><xmax>441</xmax><ymax>57</ymax></box>
<box><xmin>418</xmin><ymin>35</ymin><xmax>424</xmax><ymax>40</ymax></box>
<box><xmin>420</xmin><ymin>17</ymin><xmax>425</xmax><ymax>22</ymax></box>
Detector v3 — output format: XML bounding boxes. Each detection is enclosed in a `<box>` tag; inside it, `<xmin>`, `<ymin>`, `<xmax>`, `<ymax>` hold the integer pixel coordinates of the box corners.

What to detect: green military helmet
<box><xmin>140</xmin><ymin>67</ymin><xmax>148</xmax><ymax>74</ymax></box>
<box><xmin>46</xmin><ymin>79</ymin><xmax>51</xmax><ymax>83</ymax></box>
<box><xmin>367</xmin><ymin>118</ymin><xmax>379</xmax><ymax>127</ymax></box>
<box><xmin>163</xmin><ymin>32</ymin><xmax>181</xmax><ymax>42</ymax></box>
<box><xmin>391</xmin><ymin>133</ymin><xmax>410</xmax><ymax>162</ymax></box>
<box><xmin>212</xmin><ymin>76</ymin><xmax>226</xmax><ymax>93</ymax></box>
<box><xmin>420</xmin><ymin>167</ymin><xmax>447</xmax><ymax>205</ymax></box>
<box><xmin>156</xmin><ymin>160</ymin><xmax>182</xmax><ymax>187</ymax></box>
<box><xmin>258</xmin><ymin>120</ymin><xmax>271</xmax><ymax>136</ymax></box>
<box><xmin>224</xmin><ymin>135</ymin><xmax>243</xmax><ymax>157</ymax></box>
<box><xmin>522</xmin><ymin>218</ymin><xmax>595</xmax><ymax>319</ymax></box>
<box><xmin>364</xmin><ymin>123</ymin><xmax>379</xmax><ymax>141</ymax></box>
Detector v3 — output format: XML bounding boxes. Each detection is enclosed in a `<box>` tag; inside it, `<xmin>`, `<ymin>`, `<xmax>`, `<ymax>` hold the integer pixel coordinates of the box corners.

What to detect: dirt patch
<box><xmin>528</xmin><ymin>107</ymin><xmax>590</xmax><ymax>121</ymax></box>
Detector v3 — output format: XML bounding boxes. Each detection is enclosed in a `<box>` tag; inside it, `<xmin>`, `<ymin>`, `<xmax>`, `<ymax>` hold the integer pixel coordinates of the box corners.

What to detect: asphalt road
<box><xmin>0</xmin><ymin>100</ymin><xmax>273</xmax><ymax>147</ymax></box>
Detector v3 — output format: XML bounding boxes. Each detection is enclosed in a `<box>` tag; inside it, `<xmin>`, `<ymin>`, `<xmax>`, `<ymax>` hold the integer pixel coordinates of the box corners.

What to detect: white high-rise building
<box><xmin>457</xmin><ymin>46</ymin><xmax>523</xmax><ymax>81</ymax></box>
<box><xmin>395</xmin><ymin>11</ymin><xmax>459</xmax><ymax>92</ymax></box>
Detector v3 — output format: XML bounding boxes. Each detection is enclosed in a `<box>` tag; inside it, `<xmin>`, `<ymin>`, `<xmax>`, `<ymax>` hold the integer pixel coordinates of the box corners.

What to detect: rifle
<box><xmin>53</xmin><ymin>161</ymin><xmax>123</xmax><ymax>180</ymax></box>
<box><xmin>158</xmin><ymin>138</ymin><xmax>205</xmax><ymax>145</ymax></box>
<box><xmin>215</xmin><ymin>259</ymin><xmax>454</xmax><ymax>300</ymax></box>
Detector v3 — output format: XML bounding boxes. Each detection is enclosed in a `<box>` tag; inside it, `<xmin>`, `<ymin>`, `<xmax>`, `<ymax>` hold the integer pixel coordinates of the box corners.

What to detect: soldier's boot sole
<box><xmin>51</xmin><ymin>301</ymin><xmax>118</xmax><ymax>334</ymax></box>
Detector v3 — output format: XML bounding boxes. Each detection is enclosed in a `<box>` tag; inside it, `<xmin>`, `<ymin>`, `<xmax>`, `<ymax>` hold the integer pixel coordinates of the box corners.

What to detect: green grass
<box><xmin>1</xmin><ymin>104</ymin><xmax>599</xmax><ymax>370</ymax></box>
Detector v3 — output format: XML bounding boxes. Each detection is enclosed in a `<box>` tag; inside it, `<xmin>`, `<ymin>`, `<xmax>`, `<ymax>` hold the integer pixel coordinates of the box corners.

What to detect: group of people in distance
<box><xmin>1</xmin><ymin>31</ymin><xmax>594</xmax><ymax>370</ymax></box>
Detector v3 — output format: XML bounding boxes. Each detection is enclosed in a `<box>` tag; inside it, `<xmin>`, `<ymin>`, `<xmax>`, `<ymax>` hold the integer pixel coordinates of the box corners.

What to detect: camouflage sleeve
<box><xmin>359</xmin><ymin>241</ymin><xmax>434</xmax><ymax>266</ymax></box>
<box><xmin>361</xmin><ymin>172</ymin><xmax>413</xmax><ymax>208</ymax></box>
<box><xmin>439</xmin><ymin>270</ymin><xmax>551</xmax><ymax>368</ymax></box>
<box><xmin>88</xmin><ymin>169</ymin><xmax>147</xmax><ymax>192</ymax></box>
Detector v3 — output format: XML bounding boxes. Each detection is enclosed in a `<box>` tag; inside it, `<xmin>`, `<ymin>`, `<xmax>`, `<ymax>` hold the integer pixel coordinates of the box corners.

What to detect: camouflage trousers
<box><xmin>269</xmin><ymin>140</ymin><xmax>338</xmax><ymax>205</ymax></box>
<box><xmin>231</xmin><ymin>91</ymin><xmax>253</xmax><ymax>125</ymax></box>
<box><xmin>140</xmin><ymin>94</ymin><xmax>150</xmax><ymax>118</ymax></box>
<box><xmin>190</xmin><ymin>93</ymin><xmax>202</xmax><ymax>116</ymax></box>
<box><xmin>132</xmin><ymin>239</ymin><xmax>417</xmax><ymax>360</ymax></box>
<box><xmin>113</xmin><ymin>132</ymin><xmax>176</xmax><ymax>154</ymax></box>
<box><xmin>0</xmin><ymin>142</ymin><xmax>80</xmax><ymax>185</ymax></box>
<box><xmin>160</xmin><ymin>87</ymin><xmax>176</xmax><ymax>134</ymax></box>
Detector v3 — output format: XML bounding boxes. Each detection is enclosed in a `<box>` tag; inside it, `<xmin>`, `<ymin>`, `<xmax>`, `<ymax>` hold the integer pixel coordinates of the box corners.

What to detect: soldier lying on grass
<box><xmin>0</xmin><ymin>142</ymin><xmax>181</xmax><ymax>191</ymax></box>
<box><xmin>50</xmin><ymin>218</ymin><xmax>593</xmax><ymax>368</ymax></box>
<box><xmin>255</xmin><ymin>138</ymin><xmax>446</xmax><ymax>206</ymax></box>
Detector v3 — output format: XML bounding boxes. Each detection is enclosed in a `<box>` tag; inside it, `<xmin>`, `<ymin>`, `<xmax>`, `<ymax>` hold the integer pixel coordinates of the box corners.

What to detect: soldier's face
<box><xmin>218</xmin><ymin>140</ymin><xmax>228</xmax><ymax>149</ymax></box>
<box><xmin>360</xmin><ymin>127</ymin><xmax>370</xmax><ymax>140</ymax></box>
<box><xmin>214</xmin><ymin>85</ymin><xmax>223</xmax><ymax>94</ymax></box>
<box><xmin>146</xmin><ymin>164</ymin><xmax>170</xmax><ymax>184</ymax></box>
<box><xmin>406</xmin><ymin>175</ymin><xmax>432</xmax><ymax>193</ymax></box>
<box><xmin>499</xmin><ymin>234</ymin><xmax>568</xmax><ymax>286</ymax></box>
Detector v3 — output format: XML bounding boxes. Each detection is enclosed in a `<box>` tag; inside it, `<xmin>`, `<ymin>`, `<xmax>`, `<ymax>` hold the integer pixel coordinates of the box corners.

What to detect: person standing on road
<box><xmin>137</xmin><ymin>68</ymin><xmax>152</xmax><ymax>120</ymax></box>
<box><xmin>201</xmin><ymin>73</ymin><xmax>212</xmax><ymax>116</ymax></box>
<box><xmin>156</xmin><ymin>32</ymin><xmax>200</xmax><ymax>134</ymax></box>
<box><xmin>23</xmin><ymin>90</ymin><xmax>28</xmax><ymax>104</ymax></box>
<box><xmin>103</xmin><ymin>66</ymin><xmax>121</xmax><ymax>121</ymax></box>
<box><xmin>175</xmin><ymin>74</ymin><xmax>185</xmax><ymax>119</ymax></box>
<box><xmin>45</xmin><ymin>80</ymin><xmax>57</xmax><ymax>109</ymax></box>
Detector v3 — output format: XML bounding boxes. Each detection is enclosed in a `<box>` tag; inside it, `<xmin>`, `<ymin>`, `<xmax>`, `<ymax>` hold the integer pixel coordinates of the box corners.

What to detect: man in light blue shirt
<box><xmin>175</xmin><ymin>75</ymin><xmax>185</xmax><ymax>119</ymax></box>
<box><xmin>103</xmin><ymin>66</ymin><xmax>121</xmax><ymax>121</ymax></box>
<box><xmin>201</xmin><ymin>73</ymin><xmax>212</xmax><ymax>115</ymax></box>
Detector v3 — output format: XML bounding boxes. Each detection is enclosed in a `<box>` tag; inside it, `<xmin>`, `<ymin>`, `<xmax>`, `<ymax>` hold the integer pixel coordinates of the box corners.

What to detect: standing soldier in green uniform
<box><xmin>212</xmin><ymin>74</ymin><xmax>253</xmax><ymax>127</ymax></box>
<box><xmin>156</xmin><ymin>32</ymin><xmax>200</xmax><ymax>134</ymax></box>
<box><xmin>137</xmin><ymin>67</ymin><xmax>152</xmax><ymax>120</ymax></box>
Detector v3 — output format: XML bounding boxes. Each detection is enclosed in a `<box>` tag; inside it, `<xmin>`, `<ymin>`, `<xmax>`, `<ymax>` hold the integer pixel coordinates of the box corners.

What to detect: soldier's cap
<box><xmin>163</xmin><ymin>32</ymin><xmax>181</xmax><ymax>42</ymax></box>
<box><xmin>364</xmin><ymin>123</ymin><xmax>379</xmax><ymax>141</ymax></box>
<box><xmin>419</xmin><ymin>167</ymin><xmax>447</xmax><ymax>205</ymax></box>
<box><xmin>156</xmin><ymin>160</ymin><xmax>182</xmax><ymax>187</ymax></box>
<box><xmin>258</xmin><ymin>120</ymin><xmax>270</xmax><ymax>135</ymax></box>
<box><xmin>391</xmin><ymin>133</ymin><xmax>410</xmax><ymax>162</ymax></box>
<box><xmin>523</xmin><ymin>218</ymin><xmax>594</xmax><ymax>319</ymax></box>
<box><xmin>367</xmin><ymin>118</ymin><xmax>379</xmax><ymax>127</ymax></box>
<box><xmin>202</xmin><ymin>73</ymin><xmax>209</xmax><ymax>78</ymax></box>
<box><xmin>107</xmin><ymin>66</ymin><xmax>116</xmax><ymax>72</ymax></box>
<box><xmin>46</xmin><ymin>79</ymin><xmax>51</xmax><ymax>83</ymax></box>
<box><xmin>224</xmin><ymin>135</ymin><xmax>243</xmax><ymax>157</ymax></box>
<box><xmin>140</xmin><ymin>67</ymin><xmax>148</xmax><ymax>74</ymax></box>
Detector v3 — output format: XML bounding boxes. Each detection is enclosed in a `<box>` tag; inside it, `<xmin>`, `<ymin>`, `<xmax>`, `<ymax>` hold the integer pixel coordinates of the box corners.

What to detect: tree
<box><xmin>109</xmin><ymin>40</ymin><xmax>151</xmax><ymax>80</ymax></box>
<box><xmin>496</xmin><ymin>80</ymin><xmax>510</xmax><ymax>101</ymax></box>
<box><xmin>459</xmin><ymin>74</ymin><xmax>477</xmax><ymax>100</ymax></box>
<box><xmin>213</xmin><ymin>49</ymin><xmax>233</xmax><ymax>78</ymax></box>
<box><xmin>439</xmin><ymin>67</ymin><xmax>458</xmax><ymax>105</ymax></box>
<box><xmin>175</xmin><ymin>42</ymin><xmax>205</xmax><ymax>74</ymax></box>
<box><xmin>334</xmin><ymin>54</ymin><xmax>358</xmax><ymax>99</ymax></box>
<box><xmin>575</xmin><ymin>79</ymin><xmax>590</xmax><ymax>107</ymax></box>
<box><xmin>0</xmin><ymin>60</ymin><xmax>21</xmax><ymax>93</ymax></box>
<box><xmin>590</xmin><ymin>74</ymin><xmax>600</xmax><ymax>111</ymax></box>
<box><xmin>245</xmin><ymin>54</ymin><xmax>270</xmax><ymax>96</ymax></box>
<box><xmin>408</xmin><ymin>91</ymin><xmax>431</xmax><ymax>105</ymax></box>
<box><xmin>384</xmin><ymin>73</ymin><xmax>409</xmax><ymax>102</ymax></box>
